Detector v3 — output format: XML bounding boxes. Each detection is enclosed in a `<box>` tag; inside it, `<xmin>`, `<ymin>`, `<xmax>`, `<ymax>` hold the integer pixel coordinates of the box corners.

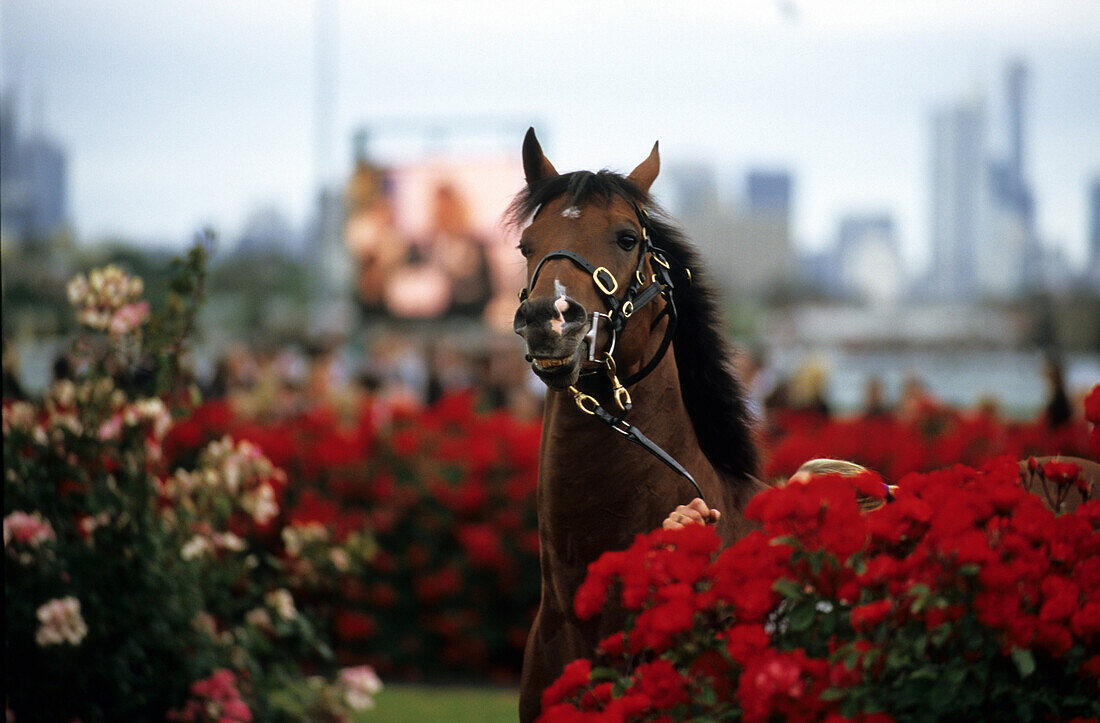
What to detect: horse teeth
<box><xmin>535</xmin><ymin>358</ymin><xmax>568</xmax><ymax>369</ymax></box>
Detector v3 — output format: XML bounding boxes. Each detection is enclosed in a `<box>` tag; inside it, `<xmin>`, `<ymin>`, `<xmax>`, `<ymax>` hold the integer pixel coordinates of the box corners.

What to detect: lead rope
<box><xmin>567</xmin><ymin>379</ymin><xmax>707</xmax><ymax>504</ymax></box>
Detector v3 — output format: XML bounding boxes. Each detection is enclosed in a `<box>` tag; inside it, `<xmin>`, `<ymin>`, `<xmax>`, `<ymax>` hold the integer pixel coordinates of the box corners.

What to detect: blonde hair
<box><xmin>795</xmin><ymin>458</ymin><xmax>867</xmax><ymax>477</ymax></box>
<box><xmin>789</xmin><ymin>458</ymin><xmax>895</xmax><ymax>512</ymax></box>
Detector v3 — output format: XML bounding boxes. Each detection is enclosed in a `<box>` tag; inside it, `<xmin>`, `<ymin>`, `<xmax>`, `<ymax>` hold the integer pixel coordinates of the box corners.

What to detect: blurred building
<box><xmin>0</xmin><ymin>92</ymin><xmax>69</xmax><ymax>245</ymax></box>
<box><xmin>307</xmin><ymin>185</ymin><xmax>354</xmax><ymax>334</ymax></box>
<box><xmin>929</xmin><ymin>96</ymin><xmax>985</xmax><ymax>299</ymax></box>
<box><xmin>666</xmin><ymin>165</ymin><xmax>795</xmax><ymax>297</ymax></box>
<box><xmin>927</xmin><ymin>60</ymin><xmax>1043</xmax><ymax>300</ymax></box>
<box><xmin>979</xmin><ymin>60</ymin><xmax>1037</xmax><ymax>297</ymax></box>
<box><xmin>1086</xmin><ymin>177</ymin><xmax>1100</xmax><ymax>286</ymax></box>
<box><xmin>746</xmin><ymin>171</ymin><xmax>791</xmax><ymax>215</ymax></box>
<box><xmin>837</xmin><ymin>214</ymin><xmax>903</xmax><ymax>304</ymax></box>
<box><xmin>236</xmin><ymin>205</ymin><xmax>299</xmax><ymax>257</ymax></box>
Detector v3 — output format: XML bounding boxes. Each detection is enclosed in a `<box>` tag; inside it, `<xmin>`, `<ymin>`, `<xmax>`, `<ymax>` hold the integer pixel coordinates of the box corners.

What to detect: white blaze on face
<box><xmin>550</xmin><ymin>279</ymin><xmax>568</xmax><ymax>334</ymax></box>
<box><xmin>561</xmin><ymin>206</ymin><xmax>581</xmax><ymax>219</ymax></box>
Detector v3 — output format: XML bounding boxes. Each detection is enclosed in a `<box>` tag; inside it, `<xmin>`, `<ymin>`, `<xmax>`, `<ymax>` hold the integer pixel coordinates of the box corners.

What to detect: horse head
<box><xmin>512</xmin><ymin>128</ymin><xmax>664</xmax><ymax>390</ymax></box>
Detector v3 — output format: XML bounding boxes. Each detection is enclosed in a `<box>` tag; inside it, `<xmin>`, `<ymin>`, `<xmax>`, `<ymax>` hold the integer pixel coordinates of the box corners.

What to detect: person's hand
<box><xmin>662</xmin><ymin>498</ymin><xmax>720</xmax><ymax>530</ymax></box>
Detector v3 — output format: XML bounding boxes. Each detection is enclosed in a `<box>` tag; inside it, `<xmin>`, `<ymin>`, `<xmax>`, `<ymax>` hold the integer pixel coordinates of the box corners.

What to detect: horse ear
<box><xmin>627</xmin><ymin>141</ymin><xmax>660</xmax><ymax>194</ymax></box>
<box><xmin>522</xmin><ymin>127</ymin><xmax>558</xmax><ymax>186</ymax></box>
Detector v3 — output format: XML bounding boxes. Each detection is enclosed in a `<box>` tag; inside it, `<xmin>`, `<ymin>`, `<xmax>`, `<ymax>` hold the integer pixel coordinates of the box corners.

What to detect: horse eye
<box><xmin>616</xmin><ymin>233</ymin><xmax>638</xmax><ymax>251</ymax></box>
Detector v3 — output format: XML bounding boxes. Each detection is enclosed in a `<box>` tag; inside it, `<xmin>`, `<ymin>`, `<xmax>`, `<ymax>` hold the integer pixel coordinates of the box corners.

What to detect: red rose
<box><xmin>456</xmin><ymin>523</ymin><xmax>507</xmax><ymax>570</ymax></box>
<box><xmin>1079</xmin><ymin>654</ymin><xmax>1100</xmax><ymax>679</ymax></box>
<box><xmin>1084</xmin><ymin>384</ymin><xmax>1100</xmax><ymax>425</ymax></box>
<box><xmin>1038</xmin><ymin>575</ymin><xmax>1080</xmax><ymax>623</ymax></box>
<box><xmin>541</xmin><ymin>659</ymin><xmax>592</xmax><ymax>708</ymax></box>
<box><xmin>851</xmin><ymin>600</ymin><xmax>892</xmax><ymax>633</ymax></box>
<box><xmin>1043</xmin><ymin>459</ymin><xmax>1082</xmax><ymax>487</ymax></box>
<box><xmin>334</xmin><ymin>610</ymin><xmax>377</xmax><ymax>642</ymax></box>
<box><xmin>579</xmin><ymin>682</ymin><xmax>613</xmax><ymax>711</ymax></box>
<box><xmin>630</xmin><ymin>598</ymin><xmax>696</xmax><ymax>653</ymax></box>
<box><xmin>574</xmin><ymin>573</ymin><xmax>610</xmax><ymax>620</ymax></box>
<box><xmin>634</xmin><ymin>658</ymin><xmax>690</xmax><ymax>709</ymax></box>
<box><xmin>597</xmin><ymin>631</ymin><xmax>626</xmax><ymax>658</ymax></box>
<box><xmin>690</xmin><ymin>650</ymin><xmax>735</xmax><ymax>701</ymax></box>
<box><xmin>1034</xmin><ymin>621</ymin><xmax>1073</xmax><ymax>657</ymax></box>
<box><xmin>1070</xmin><ymin>601</ymin><xmax>1100</xmax><ymax>639</ymax></box>
<box><xmin>722</xmin><ymin>623</ymin><xmax>771</xmax><ymax>665</ymax></box>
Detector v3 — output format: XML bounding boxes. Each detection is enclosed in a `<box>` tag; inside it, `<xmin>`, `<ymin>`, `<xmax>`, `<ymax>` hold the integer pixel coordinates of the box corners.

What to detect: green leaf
<box><xmin>773</xmin><ymin>578</ymin><xmax>803</xmax><ymax>600</ymax></box>
<box><xmin>589</xmin><ymin>666</ymin><xmax>621</xmax><ymax>683</ymax></box>
<box><xmin>787</xmin><ymin>602</ymin><xmax>816</xmax><ymax>632</ymax></box>
<box><xmin>908</xmin><ymin>667</ymin><xmax>938</xmax><ymax>681</ymax></box>
<box><xmin>1011</xmin><ymin>647</ymin><xmax>1036</xmax><ymax>678</ymax></box>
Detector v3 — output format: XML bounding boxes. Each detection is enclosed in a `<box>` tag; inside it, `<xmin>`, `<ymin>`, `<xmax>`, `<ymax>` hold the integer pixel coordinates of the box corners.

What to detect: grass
<box><xmin>352</xmin><ymin>683</ymin><xmax>519</xmax><ymax>722</ymax></box>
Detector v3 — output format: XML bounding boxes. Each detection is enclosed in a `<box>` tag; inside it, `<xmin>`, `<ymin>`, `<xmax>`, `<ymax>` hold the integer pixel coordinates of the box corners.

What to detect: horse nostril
<box><xmin>560</xmin><ymin>297</ymin><xmax>587</xmax><ymax>325</ymax></box>
<box><xmin>513</xmin><ymin>301</ymin><xmax>532</xmax><ymax>334</ymax></box>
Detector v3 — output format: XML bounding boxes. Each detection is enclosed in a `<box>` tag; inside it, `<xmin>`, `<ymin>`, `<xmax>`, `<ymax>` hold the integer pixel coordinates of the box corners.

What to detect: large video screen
<box><xmin>344</xmin><ymin>155</ymin><xmax>524</xmax><ymax>330</ymax></box>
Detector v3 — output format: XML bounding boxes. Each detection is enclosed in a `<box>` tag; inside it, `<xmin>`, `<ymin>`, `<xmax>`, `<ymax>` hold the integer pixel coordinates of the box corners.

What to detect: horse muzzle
<box><xmin>513</xmin><ymin>295</ymin><xmax>590</xmax><ymax>387</ymax></box>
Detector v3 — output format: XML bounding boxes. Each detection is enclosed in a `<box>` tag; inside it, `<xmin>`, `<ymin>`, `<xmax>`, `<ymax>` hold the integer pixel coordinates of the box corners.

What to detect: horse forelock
<box><xmin>505</xmin><ymin>170</ymin><xmax>761</xmax><ymax>484</ymax></box>
<box><xmin>504</xmin><ymin>170</ymin><xmax>649</xmax><ymax>228</ymax></box>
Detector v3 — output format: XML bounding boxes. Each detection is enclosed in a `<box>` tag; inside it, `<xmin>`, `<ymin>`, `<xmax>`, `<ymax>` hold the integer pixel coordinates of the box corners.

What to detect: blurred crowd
<box><xmin>3</xmin><ymin>332</ymin><xmax>1086</xmax><ymax>434</ymax></box>
<box><xmin>196</xmin><ymin>333</ymin><xmax>544</xmax><ymax>426</ymax></box>
<box><xmin>736</xmin><ymin>350</ymin><xmax>1083</xmax><ymax>432</ymax></box>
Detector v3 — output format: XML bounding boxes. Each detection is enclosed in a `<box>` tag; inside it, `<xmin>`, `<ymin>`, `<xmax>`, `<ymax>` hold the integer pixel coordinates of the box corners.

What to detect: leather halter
<box><xmin>518</xmin><ymin>201</ymin><xmax>683</xmax><ymax>386</ymax></box>
<box><xmin>518</xmin><ymin>199</ymin><xmax>706</xmax><ymax>503</ymax></box>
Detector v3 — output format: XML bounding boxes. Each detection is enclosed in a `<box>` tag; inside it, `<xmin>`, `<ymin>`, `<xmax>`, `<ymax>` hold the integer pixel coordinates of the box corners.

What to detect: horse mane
<box><xmin>506</xmin><ymin>170</ymin><xmax>760</xmax><ymax>483</ymax></box>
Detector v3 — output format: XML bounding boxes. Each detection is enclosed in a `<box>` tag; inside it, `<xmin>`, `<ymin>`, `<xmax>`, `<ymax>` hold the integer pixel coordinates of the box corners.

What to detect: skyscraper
<box><xmin>929</xmin><ymin>97</ymin><xmax>985</xmax><ymax>298</ymax></box>
<box><xmin>1089</xmin><ymin>178</ymin><xmax>1100</xmax><ymax>278</ymax></box>
<box><xmin>746</xmin><ymin>171</ymin><xmax>791</xmax><ymax>216</ymax></box>
<box><xmin>0</xmin><ymin>92</ymin><xmax>69</xmax><ymax>244</ymax></box>
<box><xmin>1006</xmin><ymin>60</ymin><xmax>1026</xmax><ymax>189</ymax></box>
<box><xmin>995</xmin><ymin>60</ymin><xmax>1038</xmax><ymax>293</ymax></box>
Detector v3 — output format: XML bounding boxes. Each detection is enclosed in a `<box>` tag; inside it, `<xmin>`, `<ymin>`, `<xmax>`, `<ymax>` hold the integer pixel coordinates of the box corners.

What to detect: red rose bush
<box><xmin>541</xmin><ymin>457</ymin><xmax>1099</xmax><ymax>722</ymax></box>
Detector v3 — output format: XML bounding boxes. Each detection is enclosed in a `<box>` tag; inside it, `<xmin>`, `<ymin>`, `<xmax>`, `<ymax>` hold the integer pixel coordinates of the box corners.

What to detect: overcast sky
<box><xmin>2</xmin><ymin>0</ymin><xmax>1098</xmax><ymax>272</ymax></box>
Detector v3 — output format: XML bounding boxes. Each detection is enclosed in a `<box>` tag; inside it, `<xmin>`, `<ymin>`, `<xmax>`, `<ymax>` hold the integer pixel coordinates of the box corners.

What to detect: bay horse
<box><xmin>509</xmin><ymin>129</ymin><xmax>766</xmax><ymax>721</ymax></box>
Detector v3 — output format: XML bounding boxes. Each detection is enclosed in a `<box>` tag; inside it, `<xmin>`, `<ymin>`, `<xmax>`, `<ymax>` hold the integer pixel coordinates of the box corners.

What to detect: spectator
<box><xmin>862</xmin><ymin>376</ymin><xmax>891</xmax><ymax>419</ymax></box>
<box><xmin>1043</xmin><ymin>357</ymin><xmax>1072</xmax><ymax>429</ymax></box>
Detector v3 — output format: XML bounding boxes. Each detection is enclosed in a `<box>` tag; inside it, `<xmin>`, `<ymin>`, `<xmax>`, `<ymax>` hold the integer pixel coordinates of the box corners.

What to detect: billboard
<box><xmin>344</xmin><ymin>155</ymin><xmax>525</xmax><ymax>330</ymax></box>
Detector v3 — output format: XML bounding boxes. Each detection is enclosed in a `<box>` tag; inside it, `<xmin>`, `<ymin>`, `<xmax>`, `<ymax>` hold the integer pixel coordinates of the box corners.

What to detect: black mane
<box><xmin>506</xmin><ymin>170</ymin><xmax>760</xmax><ymax>483</ymax></box>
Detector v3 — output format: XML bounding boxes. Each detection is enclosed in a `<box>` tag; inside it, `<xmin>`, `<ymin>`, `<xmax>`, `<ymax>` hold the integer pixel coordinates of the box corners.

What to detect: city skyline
<box><xmin>1</xmin><ymin>0</ymin><xmax>1098</xmax><ymax>274</ymax></box>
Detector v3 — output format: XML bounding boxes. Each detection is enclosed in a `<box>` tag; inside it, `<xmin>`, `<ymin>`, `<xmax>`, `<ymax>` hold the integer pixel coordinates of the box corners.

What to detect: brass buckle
<box><xmin>684</xmin><ymin>268</ymin><xmax>692</xmax><ymax>283</ymax></box>
<box><xmin>602</xmin><ymin>355</ymin><xmax>632</xmax><ymax>412</ymax></box>
<box><xmin>652</xmin><ymin>253</ymin><xmax>671</xmax><ymax>269</ymax></box>
<box><xmin>593</xmin><ymin>267</ymin><xmax>618</xmax><ymax>296</ymax></box>
<box><xmin>612</xmin><ymin>381</ymin><xmax>632</xmax><ymax>411</ymax></box>
<box><xmin>621</xmin><ymin>300</ymin><xmax>634</xmax><ymax>318</ymax></box>
<box><xmin>569</xmin><ymin>386</ymin><xmax>599</xmax><ymax>415</ymax></box>
<box><xmin>635</xmin><ymin>270</ymin><xmax>646</xmax><ymax>285</ymax></box>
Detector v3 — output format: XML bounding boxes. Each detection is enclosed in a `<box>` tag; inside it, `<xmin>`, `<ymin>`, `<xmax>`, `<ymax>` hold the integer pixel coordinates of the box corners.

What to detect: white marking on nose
<box><xmin>562</xmin><ymin>206</ymin><xmax>581</xmax><ymax>219</ymax></box>
<box><xmin>550</xmin><ymin>279</ymin><xmax>568</xmax><ymax>334</ymax></box>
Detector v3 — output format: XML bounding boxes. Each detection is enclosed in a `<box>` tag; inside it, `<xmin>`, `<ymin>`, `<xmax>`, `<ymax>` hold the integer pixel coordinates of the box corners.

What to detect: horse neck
<box><xmin>537</xmin><ymin>334</ymin><xmax>718</xmax><ymax>554</ymax></box>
